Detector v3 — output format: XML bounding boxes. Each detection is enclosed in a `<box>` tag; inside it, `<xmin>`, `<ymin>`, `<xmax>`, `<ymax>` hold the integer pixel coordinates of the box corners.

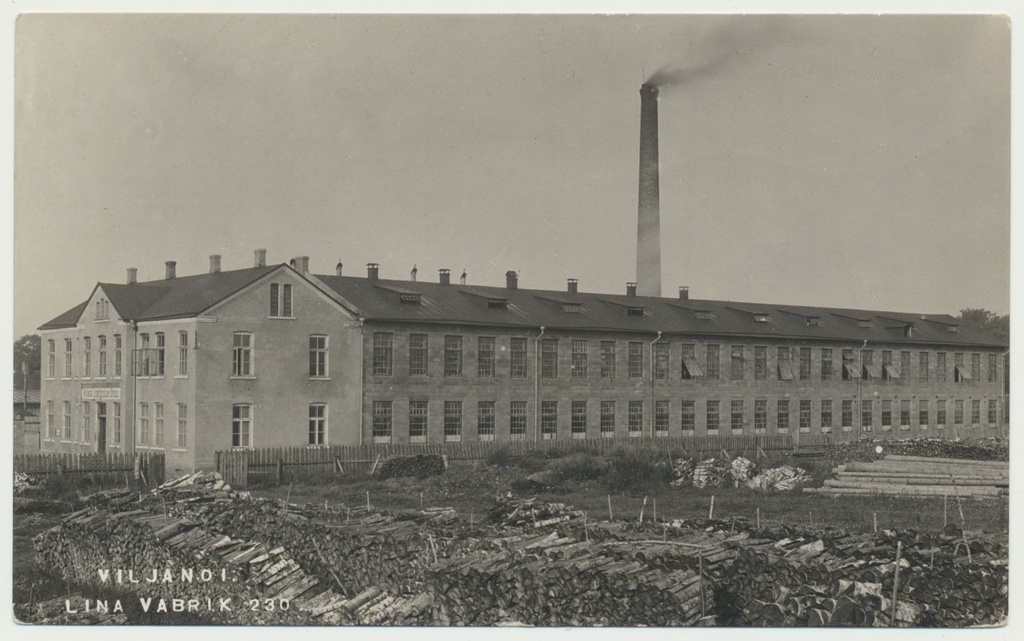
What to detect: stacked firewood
<box><xmin>376</xmin><ymin>454</ymin><xmax>446</xmax><ymax>480</ymax></box>
<box><xmin>488</xmin><ymin>497</ymin><xmax>587</xmax><ymax>528</ymax></box>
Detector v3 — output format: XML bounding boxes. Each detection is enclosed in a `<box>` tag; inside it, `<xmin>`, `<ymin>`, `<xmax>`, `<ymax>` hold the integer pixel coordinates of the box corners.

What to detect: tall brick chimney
<box><xmin>439</xmin><ymin>268</ymin><xmax>451</xmax><ymax>285</ymax></box>
<box><xmin>254</xmin><ymin>249</ymin><xmax>267</xmax><ymax>268</ymax></box>
<box><xmin>506</xmin><ymin>271</ymin><xmax>518</xmax><ymax>290</ymax></box>
<box><xmin>367</xmin><ymin>263</ymin><xmax>379</xmax><ymax>281</ymax></box>
<box><xmin>165</xmin><ymin>261</ymin><xmax>176</xmax><ymax>280</ymax></box>
<box><xmin>209</xmin><ymin>255</ymin><xmax>221</xmax><ymax>274</ymax></box>
<box><xmin>127</xmin><ymin>268</ymin><xmax>137</xmax><ymax>285</ymax></box>
<box><xmin>636</xmin><ymin>83</ymin><xmax>662</xmax><ymax>297</ymax></box>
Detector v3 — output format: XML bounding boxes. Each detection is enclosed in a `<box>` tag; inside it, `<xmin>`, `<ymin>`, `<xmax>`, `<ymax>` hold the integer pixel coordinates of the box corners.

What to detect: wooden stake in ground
<box><xmin>420</xmin><ymin>492</ymin><xmax>424</xmax><ymax>509</ymax></box>
<box><xmin>890</xmin><ymin>540</ymin><xmax>903</xmax><ymax>627</ymax></box>
<box><xmin>607</xmin><ymin>494</ymin><xmax>613</xmax><ymax>521</ymax></box>
<box><xmin>286</xmin><ymin>482</ymin><xmax>292</xmax><ymax>505</ymax></box>
<box><xmin>949</xmin><ymin>472</ymin><xmax>972</xmax><ymax>564</ymax></box>
<box><xmin>366</xmin><ymin>490</ymin><xmax>371</xmax><ymax>511</ymax></box>
<box><xmin>638</xmin><ymin>496</ymin><xmax>648</xmax><ymax>523</ymax></box>
<box><xmin>653</xmin><ymin>497</ymin><xmax>657</xmax><ymax>523</ymax></box>
<box><xmin>756</xmin><ymin>507</ymin><xmax>761</xmax><ymax>529</ymax></box>
<box><xmin>370</xmin><ymin>453</ymin><xmax>381</xmax><ymax>475</ymax></box>
<box><xmin>943</xmin><ymin>494</ymin><xmax>948</xmax><ymax>527</ymax></box>
<box><xmin>698</xmin><ymin>551</ymin><xmax>706</xmax><ymax>617</ymax></box>
<box><xmin>708</xmin><ymin>495</ymin><xmax>715</xmax><ymax>520</ymax></box>
<box><xmin>873</xmin><ymin>512</ymin><xmax>878</xmax><ymax>533</ymax></box>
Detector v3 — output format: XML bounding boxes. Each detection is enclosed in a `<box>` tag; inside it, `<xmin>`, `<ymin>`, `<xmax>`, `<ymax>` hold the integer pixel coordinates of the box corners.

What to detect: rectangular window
<box><xmin>571</xmin><ymin>339</ymin><xmax>588</xmax><ymax>379</ymax></box>
<box><xmin>601</xmin><ymin>401</ymin><xmax>616</xmax><ymax>435</ymax></box>
<box><xmin>571</xmin><ymin>401</ymin><xmax>587</xmax><ymax>437</ymax></box>
<box><xmin>655</xmin><ymin>400</ymin><xmax>669</xmax><ymax>435</ymax></box>
<box><xmin>936</xmin><ymin>352</ymin><xmax>947</xmax><ymax>382</ymax></box>
<box><xmin>444</xmin><ymin>401</ymin><xmax>463</xmax><ymax>441</ymax></box>
<box><xmin>409</xmin><ymin>334</ymin><xmax>428</xmax><ymax>376</ymax></box>
<box><xmin>799</xmin><ymin>347</ymin><xmax>812</xmax><ymax>380</ymax></box>
<box><xmin>654</xmin><ymin>343</ymin><xmax>670</xmax><ymax>380</ymax></box>
<box><xmin>541</xmin><ymin>401</ymin><xmax>558</xmax><ymax>439</ymax></box>
<box><xmin>706</xmin><ymin>344</ymin><xmax>720</xmax><ymax>380</ymax></box>
<box><xmin>177</xmin><ymin>404</ymin><xmax>187</xmax><ymax>448</ymax></box>
<box><xmin>842</xmin><ymin>348</ymin><xmax>859</xmax><ymax>380</ymax></box>
<box><xmin>84</xmin><ymin>337</ymin><xmax>91</xmax><ymax>377</ymax></box>
<box><xmin>138</xmin><ymin>402</ymin><xmax>149</xmax><ymax>445</ymax></box>
<box><xmin>154</xmin><ymin>403</ymin><xmax>164</xmax><ymax>447</ymax></box>
<box><xmin>841</xmin><ymin>400</ymin><xmax>853</xmax><ymax>431</ymax></box>
<box><xmin>900</xmin><ymin>400</ymin><xmax>911</xmax><ymax>430</ymax></box>
<box><xmin>309</xmin><ymin>335</ymin><xmax>329</xmax><ymax>377</ymax></box>
<box><xmin>47</xmin><ymin>340</ymin><xmax>55</xmax><ymax>378</ymax></box>
<box><xmin>113</xmin><ymin>402</ymin><xmax>121</xmax><ymax>445</ymax></box>
<box><xmin>62</xmin><ymin>401</ymin><xmax>71</xmax><ymax>440</ymax></box>
<box><xmin>82</xmin><ymin>401</ymin><xmax>91</xmax><ymax>443</ymax></box>
<box><xmin>64</xmin><ymin>338</ymin><xmax>72</xmax><ymax>377</ymax></box>
<box><xmin>777</xmin><ymin>399</ymin><xmax>790</xmax><ymax>433</ymax></box>
<box><xmin>509</xmin><ymin>401</ymin><xmax>527</xmax><ymax>439</ymax></box>
<box><xmin>601</xmin><ymin>341</ymin><xmax>616</xmax><ymax>379</ymax></box>
<box><xmin>754</xmin><ymin>346</ymin><xmax>768</xmax><ymax>381</ymax></box>
<box><xmin>155</xmin><ymin>333</ymin><xmax>165</xmax><ymax>376</ymax></box>
<box><xmin>954</xmin><ymin>353</ymin><xmax>965</xmax><ymax>382</ymax></box>
<box><xmin>541</xmin><ymin>339</ymin><xmax>558</xmax><ymax>378</ymax></box>
<box><xmin>754</xmin><ymin>400</ymin><xmax>768</xmax><ymax>433</ymax></box>
<box><xmin>629</xmin><ymin>342</ymin><xmax>644</xmax><ymax>378</ymax></box>
<box><xmin>820</xmin><ymin>400</ymin><xmax>833</xmax><ymax>432</ymax></box>
<box><xmin>178</xmin><ymin>331</ymin><xmax>188</xmax><ymax>376</ymax></box>
<box><xmin>881</xmin><ymin>400</ymin><xmax>892</xmax><ymax>431</ymax></box>
<box><xmin>98</xmin><ymin>336</ymin><xmax>107</xmax><ymax>377</ymax></box>
<box><xmin>46</xmin><ymin>401</ymin><xmax>54</xmax><ymax>439</ymax></box>
<box><xmin>861</xmin><ymin>400</ymin><xmax>873</xmax><ymax>431</ymax></box>
<box><xmin>373</xmin><ymin>332</ymin><xmax>394</xmax><ymax>376</ymax></box>
<box><xmin>988</xmin><ymin>399</ymin><xmax>998</xmax><ymax>426</ymax></box>
<box><xmin>628</xmin><ymin>401</ymin><xmax>643</xmax><ymax>434</ymax></box>
<box><xmin>232</xmin><ymin>404</ymin><xmax>252</xmax><ymax>447</ymax></box>
<box><xmin>730</xmin><ymin>345</ymin><xmax>745</xmax><ymax>381</ymax></box>
<box><xmin>310</xmin><ymin>403</ymin><xmax>328</xmax><ymax>445</ymax></box>
<box><xmin>820</xmin><ymin>348</ymin><xmax>833</xmax><ymax>381</ymax></box>
<box><xmin>954</xmin><ymin>400</ymin><xmax>964</xmax><ymax>426</ymax></box>
<box><xmin>971</xmin><ymin>354</ymin><xmax>981</xmax><ymax>381</ymax></box>
<box><xmin>372</xmin><ymin>401</ymin><xmax>392</xmax><ymax>442</ymax></box>
<box><xmin>919</xmin><ymin>352</ymin><xmax>929</xmax><ymax>382</ymax></box>
<box><xmin>901</xmin><ymin>351</ymin><xmax>911</xmax><ymax>383</ymax></box>
<box><xmin>681</xmin><ymin>400</ymin><xmax>696</xmax><ymax>433</ymax></box>
<box><xmin>777</xmin><ymin>346</ymin><xmax>793</xmax><ymax>381</ymax></box>
<box><xmin>706</xmin><ymin>400</ymin><xmax>720</xmax><ymax>434</ymax></box>
<box><xmin>937</xmin><ymin>400</ymin><xmax>947</xmax><ymax>427</ymax></box>
<box><xmin>681</xmin><ymin>343</ymin><xmax>703</xmax><ymax>379</ymax></box>
<box><xmin>478</xmin><ymin>337</ymin><xmax>496</xmax><ymax>377</ymax></box>
<box><xmin>409</xmin><ymin>401</ymin><xmax>428</xmax><ymax>441</ymax></box>
<box><xmin>478</xmin><ymin>401</ymin><xmax>496</xmax><ymax>439</ymax></box>
<box><xmin>799</xmin><ymin>399</ymin><xmax>811</xmax><ymax>432</ymax></box>
<box><xmin>988</xmin><ymin>354</ymin><xmax>998</xmax><ymax>383</ymax></box>
<box><xmin>232</xmin><ymin>333</ymin><xmax>253</xmax><ymax>376</ymax></box>
<box><xmin>139</xmin><ymin>333</ymin><xmax>151</xmax><ymax>375</ymax></box>
<box><xmin>270</xmin><ymin>283</ymin><xmax>293</xmax><ymax>317</ymax></box>
<box><xmin>731</xmin><ymin>400</ymin><xmax>744</xmax><ymax>433</ymax></box>
<box><xmin>971</xmin><ymin>399</ymin><xmax>981</xmax><ymax>426</ymax></box>
<box><xmin>509</xmin><ymin>337</ymin><xmax>528</xmax><ymax>378</ymax></box>
<box><xmin>114</xmin><ymin>335</ymin><xmax>122</xmax><ymax>377</ymax></box>
<box><xmin>919</xmin><ymin>399</ymin><xmax>929</xmax><ymax>428</ymax></box>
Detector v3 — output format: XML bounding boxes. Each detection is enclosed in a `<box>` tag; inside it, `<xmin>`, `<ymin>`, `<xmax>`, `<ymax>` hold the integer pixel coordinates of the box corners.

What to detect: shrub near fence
<box><xmin>215</xmin><ymin>433</ymin><xmax>822</xmax><ymax>489</ymax></box>
<box><xmin>14</xmin><ymin>451</ymin><xmax>165</xmax><ymax>488</ymax></box>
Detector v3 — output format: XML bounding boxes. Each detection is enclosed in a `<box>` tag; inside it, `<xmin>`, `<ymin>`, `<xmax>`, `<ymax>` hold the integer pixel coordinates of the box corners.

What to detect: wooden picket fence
<box><xmin>14</xmin><ymin>451</ymin><xmax>166</xmax><ymax>488</ymax></box>
<box><xmin>214</xmin><ymin>432</ymin><xmax>827</xmax><ymax>489</ymax></box>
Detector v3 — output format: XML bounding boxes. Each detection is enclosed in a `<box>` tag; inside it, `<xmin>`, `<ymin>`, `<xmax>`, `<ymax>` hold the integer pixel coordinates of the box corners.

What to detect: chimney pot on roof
<box><xmin>679</xmin><ymin>286</ymin><xmax>689</xmax><ymax>301</ymax></box>
<box><xmin>165</xmin><ymin>261</ymin><xmax>176</xmax><ymax>280</ymax></box>
<box><xmin>127</xmin><ymin>268</ymin><xmax>138</xmax><ymax>285</ymax></box>
<box><xmin>506</xmin><ymin>271</ymin><xmax>519</xmax><ymax>290</ymax></box>
<box><xmin>366</xmin><ymin>263</ymin><xmax>379</xmax><ymax>281</ymax></box>
<box><xmin>567</xmin><ymin>278</ymin><xmax>578</xmax><ymax>294</ymax></box>
<box><xmin>293</xmin><ymin>256</ymin><xmax>309</xmax><ymax>274</ymax></box>
<box><xmin>254</xmin><ymin>249</ymin><xmax>267</xmax><ymax>268</ymax></box>
<box><xmin>209</xmin><ymin>255</ymin><xmax>221</xmax><ymax>274</ymax></box>
<box><xmin>439</xmin><ymin>268</ymin><xmax>451</xmax><ymax>285</ymax></box>
<box><xmin>627</xmin><ymin>282</ymin><xmax>637</xmax><ymax>297</ymax></box>
<box><xmin>336</xmin><ymin>261</ymin><xmax>343</xmax><ymax>277</ymax></box>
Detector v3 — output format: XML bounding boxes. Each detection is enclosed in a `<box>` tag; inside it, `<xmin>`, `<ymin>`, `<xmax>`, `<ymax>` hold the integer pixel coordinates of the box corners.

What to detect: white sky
<box><xmin>11</xmin><ymin>11</ymin><xmax>1010</xmax><ymax>338</ymax></box>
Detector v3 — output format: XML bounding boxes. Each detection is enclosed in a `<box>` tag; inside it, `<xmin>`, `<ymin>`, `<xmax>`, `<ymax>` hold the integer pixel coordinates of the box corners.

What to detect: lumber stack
<box><xmin>805</xmin><ymin>455</ymin><xmax>1009</xmax><ymax>498</ymax></box>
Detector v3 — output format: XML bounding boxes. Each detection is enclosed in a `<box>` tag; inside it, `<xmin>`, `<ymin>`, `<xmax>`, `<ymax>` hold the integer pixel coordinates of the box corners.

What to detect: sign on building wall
<box><xmin>81</xmin><ymin>388</ymin><xmax>121</xmax><ymax>400</ymax></box>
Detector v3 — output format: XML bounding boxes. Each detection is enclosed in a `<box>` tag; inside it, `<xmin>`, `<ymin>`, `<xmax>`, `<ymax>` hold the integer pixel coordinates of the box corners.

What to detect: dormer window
<box><xmin>627</xmin><ymin>306</ymin><xmax>646</xmax><ymax>317</ymax></box>
<box><xmin>857</xmin><ymin>319</ymin><xmax>873</xmax><ymax>328</ymax></box>
<box><xmin>806</xmin><ymin>317</ymin><xmax>821</xmax><ymax>326</ymax></box>
<box><xmin>695</xmin><ymin>310</ymin><xmax>713</xmax><ymax>320</ymax></box>
<box><xmin>563</xmin><ymin>303</ymin><xmax>582</xmax><ymax>313</ymax></box>
<box><xmin>904</xmin><ymin>324</ymin><xmax>914</xmax><ymax>338</ymax></box>
<box><xmin>399</xmin><ymin>293</ymin><xmax>421</xmax><ymax>304</ymax></box>
<box><xmin>753</xmin><ymin>314</ymin><xmax>769</xmax><ymax>323</ymax></box>
<box><xmin>487</xmin><ymin>298</ymin><xmax>508</xmax><ymax>309</ymax></box>
<box><xmin>947</xmin><ymin>325</ymin><xmax>959</xmax><ymax>333</ymax></box>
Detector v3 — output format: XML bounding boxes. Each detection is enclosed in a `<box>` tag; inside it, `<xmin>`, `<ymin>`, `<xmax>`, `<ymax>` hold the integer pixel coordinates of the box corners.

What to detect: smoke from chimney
<box><xmin>636</xmin><ymin>83</ymin><xmax>662</xmax><ymax>297</ymax></box>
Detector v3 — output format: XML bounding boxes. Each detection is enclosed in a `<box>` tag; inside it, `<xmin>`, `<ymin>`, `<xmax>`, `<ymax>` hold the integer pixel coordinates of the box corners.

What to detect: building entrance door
<box><xmin>96</xmin><ymin>402</ymin><xmax>107</xmax><ymax>454</ymax></box>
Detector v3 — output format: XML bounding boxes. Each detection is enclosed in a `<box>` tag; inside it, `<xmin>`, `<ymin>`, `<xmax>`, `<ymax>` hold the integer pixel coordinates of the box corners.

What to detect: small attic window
<box><xmin>904</xmin><ymin>324</ymin><xmax>914</xmax><ymax>338</ymax></box>
<box><xmin>806</xmin><ymin>317</ymin><xmax>821</xmax><ymax>327</ymax></box>
<box><xmin>399</xmin><ymin>293</ymin><xmax>421</xmax><ymax>304</ymax></box>
<box><xmin>947</xmin><ymin>325</ymin><xmax>959</xmax><ymax>333</ymax></box>
<box><xmin>562</xmin><ymin>302</ymin><xmax>582</xmax><ymax>313</ymax></box>
<box><xmin>695</xmin><ymin>310</ymin><xmax>713</xmax><ymax>320</ymax></box>
<box><xmin>857</xmin><ymin>319</ymin><xmax>873</xmax><ymax>328</ymax></box>
<box><xmin>627</xmin><ymin>306</ymin><xmax>646</xmax><ymax>317</ymax></box>
<box><xmin>487</xmin><ymin>298</ymin><xmax>508</xmax><ymax>309</ymax></box>
<box><xmin>753</xmin><ymin>314</ymin><xmax>770</xmax><ymax>323</ymax></box>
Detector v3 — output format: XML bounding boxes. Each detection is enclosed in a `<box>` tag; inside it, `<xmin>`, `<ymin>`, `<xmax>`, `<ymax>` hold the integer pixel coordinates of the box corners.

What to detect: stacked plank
<box><xmin>805</xmin><ymin>455</ymin><xmax>1009</xmax><ymax>498</ymax></box>
<box><xmin>488</xmin><ymin>497</ymin><xmax>587</xmax><ymax>528</ymax></box>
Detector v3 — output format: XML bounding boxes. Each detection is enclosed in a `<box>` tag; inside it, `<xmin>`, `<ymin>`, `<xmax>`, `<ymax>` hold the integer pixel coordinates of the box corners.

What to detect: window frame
<box><xmin>176</xmin><ymin>403</ymin><xmax>188</xmax><ymax>449</ymax></box>
<box><xmin>510</xmin><ymin>337</ymin><xmax>528</xmax><ymax>379</ymax></box>
<box><xmin>408</xmin><ymin>333</ymin><xmax>429</xmax><ymax>377</ymax></box>
<box><xmin>372</xmin><ymin>401</ymin><xmax>392</xmax><ymax>443</ymax></box>
<box><xmin>232</xmin><ymin>403</ymin><xmax>253</xmax><ymax>448</ymax></box>
<box><xmin>309</xmin><ymin>334</ymin><xmax>329</xmax><ymax>378</ymax></box>
<box><xmin>600</xmin><ymin>341</ymin><xmax>616</xmax><ymax>379</ymax></box>
<box><xmin>444</xmin><ymin>400</ymin><xmax>463</xmax><ymax>441</ymax></box>
<box><xmin>541</xmin><ymin>339</ymin><xmax>559</xmax><ymax>379</ymax></box>
<box><xmin>232</xmin><ymin>332</ymin><xmax>254</xmax><ymax>377</ymax></box>
<box><xmin>409</xmin><ymin>400</ymin><xmax>428</xmax><ymax>441</ymax></box>
<box><xmin>478</xmin><ymin>401</ymin><xmax>496</xmax><ymax>439</ymax></box>
<box><xmin>478</xmin><ymin>337</ymin><xmax>496</xmax><ymax>378</ymax></box>
<box><xmin>444</xmin><ymin>335</ymin><xmax>463</xmax><ymax>378</ymax></box>
<box><xmin>178</xmin><ymin>331</ymin><xmax>189</xmax><ymax>376</ymax></box>
<box><xmin>571</xmin><ymin>339</ymin><xmax>589</xmax><ymax>379</ymax></box>
<box><xmin>373</xmin><ymin>332</ymin><xmax>394</xmax><ymax>377</ymax></box>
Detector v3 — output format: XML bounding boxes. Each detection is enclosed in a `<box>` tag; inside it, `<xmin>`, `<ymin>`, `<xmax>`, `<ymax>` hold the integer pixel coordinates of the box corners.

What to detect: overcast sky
<box><xmin>13</xmin><ymin>13</ymin><xmax>1010</xmax><ymax>338</ymax></box>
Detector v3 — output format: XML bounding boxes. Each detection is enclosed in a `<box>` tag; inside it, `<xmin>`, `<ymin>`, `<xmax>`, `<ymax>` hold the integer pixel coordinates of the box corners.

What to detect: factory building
<box><xmin>39</xmin><ymin>255</ymin><xmax>1007</xmax><ymax>472</ymax></box>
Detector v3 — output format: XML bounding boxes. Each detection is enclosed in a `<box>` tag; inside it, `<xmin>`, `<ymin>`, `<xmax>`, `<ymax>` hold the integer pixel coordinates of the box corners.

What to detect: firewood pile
<box><xmin>825</xmin><ymin>437</ymin><xmax>1008</xmax><ymax>467</ymax></box>
<box><xmin>668</xmin><ymin>458</ymin><xmax>695</xmax><ymax>487</ymax></box>
<box><xmin>804</xmin><ymin>455</ymin><xmax>1009</xmax><ymax>498</ymax></box>
<box><xmin>488</xmin><ymin>497</ymin><xmax>587</xmax><ymax>528</ymax></box>
<box><xmin>745</xmin><ymin>466</ymin><xmax>812</xmax><ymax>492</ymax></box>
<box><xmin>670</xmin><ymin>457</ymin><xmax>809</xmax><ymax>492</ymax></box>
<box><xmin>692</xmin><ymin>458</ymin><xmax>730</xmax><ymax>488</ymax></box>
<box><xmin>377</xmin><ymin>454</ymin><xmax>447</xmax><ymax>480</ymax></box>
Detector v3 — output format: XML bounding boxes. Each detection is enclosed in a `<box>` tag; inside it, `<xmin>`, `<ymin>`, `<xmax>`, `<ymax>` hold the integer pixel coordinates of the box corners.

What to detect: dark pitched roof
<box><xmin>39</xmin><ymin>266</ymin><xmax>280</xmax><ymax>329</ymax></box>
<box><xmin>315</xmin><ymin>275</ymin><xmax>1007</xmax><ymax>348</ymax></box>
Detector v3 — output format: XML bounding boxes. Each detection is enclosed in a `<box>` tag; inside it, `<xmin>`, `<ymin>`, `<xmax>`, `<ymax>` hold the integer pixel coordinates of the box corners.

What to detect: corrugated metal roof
<box><xmin>13</xmin><ymin>389</ymin><xmax>41</xmax><ymax>404</ymax></box>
